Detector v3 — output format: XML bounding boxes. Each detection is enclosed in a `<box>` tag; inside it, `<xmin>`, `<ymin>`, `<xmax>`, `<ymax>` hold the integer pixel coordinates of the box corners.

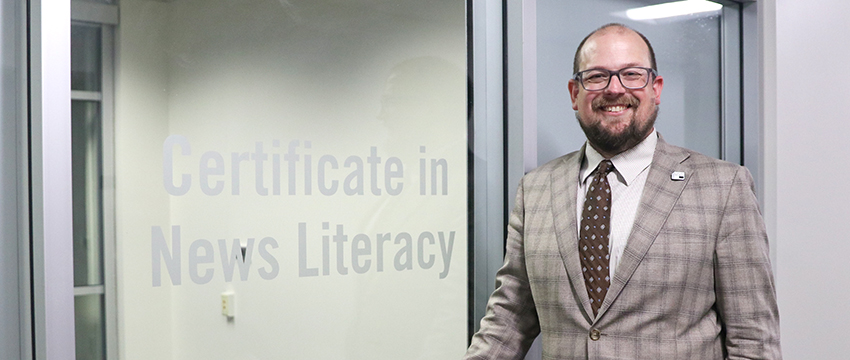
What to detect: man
<box><xmin>464</xmin><ymin>24</ymin><xmax>781</xmax><ymax>359</ymax></box>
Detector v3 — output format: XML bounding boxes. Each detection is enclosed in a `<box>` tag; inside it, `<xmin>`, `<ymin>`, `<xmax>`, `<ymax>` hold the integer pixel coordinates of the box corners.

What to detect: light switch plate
<box><xmin>221</xmin><ymin>292</ymin><xmax>235</xmax><ymax>318</ymax></box>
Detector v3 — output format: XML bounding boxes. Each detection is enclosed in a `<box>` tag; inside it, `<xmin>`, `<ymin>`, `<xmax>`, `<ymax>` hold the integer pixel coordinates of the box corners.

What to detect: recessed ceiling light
<box><xmin>626</xmin><ymin>0</ymin><xmax>722</xmax><ymax>21</ymax></box>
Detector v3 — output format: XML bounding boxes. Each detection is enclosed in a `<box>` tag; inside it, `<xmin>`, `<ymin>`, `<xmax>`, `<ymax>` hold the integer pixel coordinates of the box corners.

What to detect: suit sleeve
<box><xmin>464</xmin><ymin>178</ymin><xmax>541</xmax><ymax>360</ymax></box>
<box><xmin>714</xmin><ymin>166</ymin><xmax>782</xmax><ymax>359</ymax></box>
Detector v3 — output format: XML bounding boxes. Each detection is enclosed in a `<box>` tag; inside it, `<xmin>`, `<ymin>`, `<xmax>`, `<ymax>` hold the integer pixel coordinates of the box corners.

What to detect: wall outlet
<box><xmin>221</xmin><ymin>292</ymin><xmax>235</xmax><ymax>318</ymax></box>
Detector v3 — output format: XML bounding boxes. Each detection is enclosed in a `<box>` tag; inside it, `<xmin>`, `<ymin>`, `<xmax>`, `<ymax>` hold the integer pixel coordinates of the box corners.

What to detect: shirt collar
<box><xmin>580</xmin><ymin>128</ymin><xmax>657</xmax><ymax>186</ymax></box>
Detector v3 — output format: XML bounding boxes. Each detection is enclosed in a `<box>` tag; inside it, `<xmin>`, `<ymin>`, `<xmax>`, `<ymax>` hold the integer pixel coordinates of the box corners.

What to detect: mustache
<box><xmin>592</xmin><ymin>96</ymin><xmax>639</xmax><ymax>109</ymax></box>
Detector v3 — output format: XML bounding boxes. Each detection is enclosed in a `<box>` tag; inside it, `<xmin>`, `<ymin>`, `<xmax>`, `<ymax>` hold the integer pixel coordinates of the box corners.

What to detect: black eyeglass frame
<box><xmin>572</xmin><ymin>66</ymin><xmax>658</xmax><ymax>91</ymax></box>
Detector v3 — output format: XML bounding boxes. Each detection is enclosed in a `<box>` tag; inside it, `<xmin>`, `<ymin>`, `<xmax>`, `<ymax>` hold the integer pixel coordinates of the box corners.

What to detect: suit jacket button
<box><xmin>589</xmin><ymin>329</ymin><xmax>601</xmax><ymax>341</ymax></box>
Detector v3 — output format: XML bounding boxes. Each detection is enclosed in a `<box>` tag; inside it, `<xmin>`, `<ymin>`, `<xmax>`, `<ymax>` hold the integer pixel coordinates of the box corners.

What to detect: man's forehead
<box><xmin>579</xmin><ymin>28</ymin><xmax>651</xmax><ymax>69</ymax></box>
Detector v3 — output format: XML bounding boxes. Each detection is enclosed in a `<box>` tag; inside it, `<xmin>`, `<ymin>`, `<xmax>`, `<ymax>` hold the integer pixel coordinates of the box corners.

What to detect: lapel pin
<box><xmin>671</xmin><ymin>171</ymin><xmax>685</xmax><ymax>181</ymax></box>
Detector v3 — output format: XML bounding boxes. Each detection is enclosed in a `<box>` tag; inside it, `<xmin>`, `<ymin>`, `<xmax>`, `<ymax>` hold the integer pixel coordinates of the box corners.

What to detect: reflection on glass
<box><xmin>74</xmin><ymin>294</ymin><xmax>105</xmax><ymax>360</ymax></box>
<box><xmin>71</xmin><ymin>25</ymin><xmax>102</xmax><ymax>91</ymax></box>
<box><xmin>72</xmin><ymin>100</ymin><xmax>103</xmax><ymax>287</ymax></box>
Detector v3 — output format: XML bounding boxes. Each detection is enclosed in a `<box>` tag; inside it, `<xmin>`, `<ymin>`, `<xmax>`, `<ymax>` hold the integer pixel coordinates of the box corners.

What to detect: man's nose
<box><xmin>605</xmin><ymin>74</ymin><xmax>626</xmax><ymax>94</ymax></box>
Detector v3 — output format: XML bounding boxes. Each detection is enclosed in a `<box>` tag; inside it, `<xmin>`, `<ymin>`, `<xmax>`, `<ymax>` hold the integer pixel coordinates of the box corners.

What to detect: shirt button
<box><xmin>589</xmin><ymin>329</ymin><xmax>601</xmax><ymax>341</ymax></box>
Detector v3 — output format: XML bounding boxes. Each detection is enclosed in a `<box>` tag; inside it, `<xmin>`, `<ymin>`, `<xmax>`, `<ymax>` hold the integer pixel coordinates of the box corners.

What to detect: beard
<box><xmin>576</xmin><ymin>99</ymin><xmax>658</xmax><ymax>156</ymax></box>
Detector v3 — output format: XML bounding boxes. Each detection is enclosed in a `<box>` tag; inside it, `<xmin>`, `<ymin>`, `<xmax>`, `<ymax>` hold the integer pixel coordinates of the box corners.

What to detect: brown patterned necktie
<box><xmin>580</xmin><ymin>159</ymin><xmax>614</xmax><ymax>317</ymax></box>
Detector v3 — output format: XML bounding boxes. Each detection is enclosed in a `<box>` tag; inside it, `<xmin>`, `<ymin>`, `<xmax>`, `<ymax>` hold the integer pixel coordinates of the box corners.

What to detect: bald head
<box><xmin>572</xmin><ymin>23</ymin><xmax>657</xmax><ymax>75</ymax></box>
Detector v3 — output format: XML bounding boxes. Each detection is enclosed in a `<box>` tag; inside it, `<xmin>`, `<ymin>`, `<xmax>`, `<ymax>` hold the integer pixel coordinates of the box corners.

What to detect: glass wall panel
<box><xmin>114</xmin><ymin>1</ymin><xmax>468</xmax><ymax>359</ymax></box>
<box><xmin>535</xmin><ymin>0</ymin><xmax>723</xmax><ymax>165</ymax></box>
<box><xmin>72</xmin><ymin>20</ymin><xmax>109</xmax><ymax>359</ymax></box>
<box><xmin>72</xmin><ymin>99</ymin><xmax>104</xmax><ymax>287</ymax></box>
<box><xmin>74</xmin><ymin>294</ymin><xmax>106</xmax><ymax>360</ymax></box>
<box><xmin>71</xmin><ymin>25</ymin><xmax>101</xmax><ymax>92</ymax></box>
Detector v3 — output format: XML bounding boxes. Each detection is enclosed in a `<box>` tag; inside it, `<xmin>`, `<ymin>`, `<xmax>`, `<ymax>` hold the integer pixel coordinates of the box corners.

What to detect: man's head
<box><xmin>568</xmin><ymin>24</ymin><xmax>663</xmax><ymax>158</ymax></box>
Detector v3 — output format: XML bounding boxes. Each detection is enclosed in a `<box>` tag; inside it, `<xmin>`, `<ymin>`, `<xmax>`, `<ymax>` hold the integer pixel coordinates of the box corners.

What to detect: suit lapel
<box><xmin>550</xmin><ymin>148</ymin><xmax>596</xmax><ymax>322</ymax></box>
<box><xmin>596</xmin><ymin>138</ymin><xmax>691</xmax><ymax>319</ymax></box>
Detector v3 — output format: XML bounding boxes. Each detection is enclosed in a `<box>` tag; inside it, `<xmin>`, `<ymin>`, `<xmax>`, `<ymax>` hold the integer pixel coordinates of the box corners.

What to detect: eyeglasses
<box><xmin>573</xmin><ymin>67</ymin><xmax>657</xmax><ymax>91</ymax></box>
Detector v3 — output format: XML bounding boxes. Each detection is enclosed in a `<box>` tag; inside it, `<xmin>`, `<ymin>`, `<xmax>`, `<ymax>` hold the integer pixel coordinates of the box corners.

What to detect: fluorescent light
<box><xmin>626</xmin><ymin>0</ymin><xmax>722</xmax><ymax>21</ymax></box>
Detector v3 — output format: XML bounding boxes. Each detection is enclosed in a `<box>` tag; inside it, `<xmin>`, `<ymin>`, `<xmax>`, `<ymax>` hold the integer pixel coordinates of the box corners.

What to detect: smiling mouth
<box><xmin>600</xmin><ymin>104</ymin><xmax>630</xmax><ymax>112</ymax></box>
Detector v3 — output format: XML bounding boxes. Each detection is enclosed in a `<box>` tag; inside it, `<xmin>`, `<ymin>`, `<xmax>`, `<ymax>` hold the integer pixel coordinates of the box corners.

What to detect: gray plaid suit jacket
<box><xmin>465</xmin><ymin>137</ymin><xmax>781</xmax><ymax>360</ymax></box>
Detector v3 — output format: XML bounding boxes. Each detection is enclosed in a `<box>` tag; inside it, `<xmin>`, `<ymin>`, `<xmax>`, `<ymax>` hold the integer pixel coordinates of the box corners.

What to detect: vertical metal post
<box><xmin>1</xmin><ymin>0</ymin><xmax>24</xmax><ymax>358</ymax></box>
<box><xmin>505</xmin><ymin>1</ymin><xmax>541</xmax><ymax>356</ymax></box>
<box><xmin>101</xmin><ymin>23</ymin><xmax>118</xmax><ymax>360</ymax></box>
<box><xmin>471</xmin><ymin>0</ymin><xmax>506</xmax><ymax>338</ymax></box>
<box><xmin>28</xmin><ymin>0</ymin><xmax>76</xmax><ymax>358</ymax></box>
<box><xmin>721</xmin><ymin>2</ymin><xmax>742</xmax><ymax>165</ymax></box>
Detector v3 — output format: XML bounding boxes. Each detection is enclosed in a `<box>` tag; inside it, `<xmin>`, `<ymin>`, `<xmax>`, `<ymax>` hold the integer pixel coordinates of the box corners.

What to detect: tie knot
<box><xmin>596</xmin><ymin>160</ymin><xmax>615</xmax><ymax>176</ymax></box>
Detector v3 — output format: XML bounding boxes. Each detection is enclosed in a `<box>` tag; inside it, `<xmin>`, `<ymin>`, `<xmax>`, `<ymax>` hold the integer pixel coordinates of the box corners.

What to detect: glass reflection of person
<box><xmin>346</xmin><ymin>56</ymin><xmax>467</xmax><ymax>360</ymax></box>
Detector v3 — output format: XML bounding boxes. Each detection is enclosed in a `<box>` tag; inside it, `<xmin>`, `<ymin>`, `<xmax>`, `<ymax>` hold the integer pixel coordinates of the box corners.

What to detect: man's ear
<box><xmin>651</xmin><ymin>75</ymin><xmax>664</xmax><ymax>105</ymax></box>
<box><xmin>568</xmin><ymin>79</ymin><xmax>580</xmax><ymax>110</ymax></box>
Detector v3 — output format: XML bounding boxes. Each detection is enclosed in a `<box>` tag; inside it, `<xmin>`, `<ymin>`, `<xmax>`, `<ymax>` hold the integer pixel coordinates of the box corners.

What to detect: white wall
<box><xmin>114</xmin><ymin>1</ymin><xmax>174</xmax><ymax>359</ymax></box>
<box><xmin>772</xmin><ymin>0</ymin><xmax>850</xmax><ymax>358</ymax></box>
